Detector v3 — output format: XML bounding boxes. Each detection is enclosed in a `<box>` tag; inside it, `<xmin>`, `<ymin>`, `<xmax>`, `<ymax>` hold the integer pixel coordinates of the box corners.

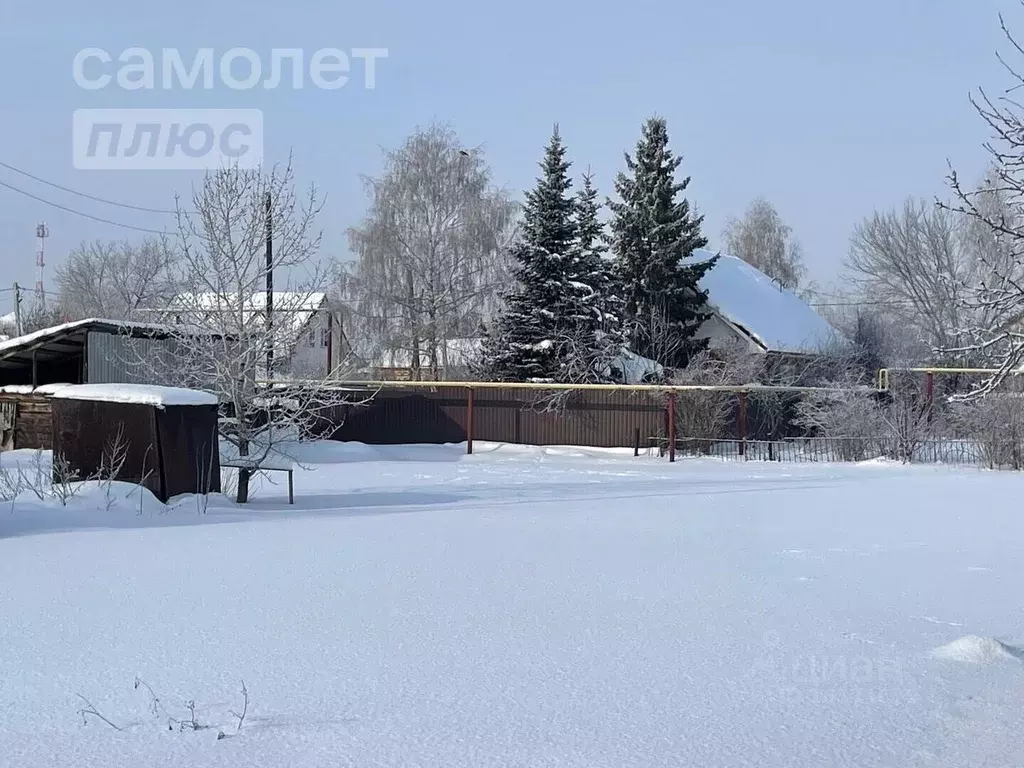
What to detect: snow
<box><xmin>49</xmin><ymin>383</ymin><xmax>219</xmax><ymax>407</ymax></box>
<box><xmin>167</xmin><ymin>291</ymin><xmax>327</xmax><ymax>338</ymax></box>
<box><xmin>3</xmin><ymin>444</ymin><xmax>1024</xmax><ymax>766</ymax></box>
<box><xmin>931</xmin><ymin>635</ymin><xmax>1024</xmax><ymax>664</ymax></box>
<box><xmin>34</xmin><ymin>383</ymin><xmax>73</xmax><ymax>395</ymax></box>
<box><xmin>697</xmin><ymin>251</ymin><xmax>841</xmax><ymax>354</ymax></box>
<box><xmin>610</xmin><ymin>347</ymin><xmax>663</xmax><ymax>383</ymax></box>
<box><xmin>0</xmin><ymin>384</ymin><xmax>72</xmax><ymax>396</ymax></box>
<box><xmin>0</xmin><ymin>317</ymin><xmax>189</xmax><ymax>355</ymax></box>
<box><xmin>0</xmin><ymin>318</ymin><xmax>98</xmax><ymax>354</ymax></box>
<box><xmin>219</xmin><ymin>439</ymin><xmax>295</xmax><ymax>471</ymax></box>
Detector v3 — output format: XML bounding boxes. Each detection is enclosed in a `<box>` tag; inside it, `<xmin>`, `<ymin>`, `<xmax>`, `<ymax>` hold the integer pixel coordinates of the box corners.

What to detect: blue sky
<box><xmin>0</xmin><ymin>0</ymin><xmax>1010</xmax><ymax>314</ymax></box>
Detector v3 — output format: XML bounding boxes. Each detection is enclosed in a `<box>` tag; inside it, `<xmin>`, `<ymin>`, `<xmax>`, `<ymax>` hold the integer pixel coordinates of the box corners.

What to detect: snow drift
<box><xmin>931</xmin><ymin>635</ymin><xmax>1024</xmax><ymax>664</ymax></box>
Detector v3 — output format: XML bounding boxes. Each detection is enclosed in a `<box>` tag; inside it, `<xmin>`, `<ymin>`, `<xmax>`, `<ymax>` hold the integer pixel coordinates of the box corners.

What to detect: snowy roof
<box><xmin>50</xmin><ymin>383</ymin><xmax>218</xmax><ymax>407</ymax></box>
<box><xmin>0</xmin><ymin>318</ymin><xmax>226</xmax><ymax>375</ymax></box>
<box><xmin>166</xmin><ymin>292</ymin><xmax>330</xmax><ymax>359</ymax></box>
<box><xmin>0</xmin><ymin>383</ymin><xmax>73</xmax><ymax>395</ymax></box>
<box><xmin>697</xmin><ymin>252</ymin><xmax>839</xmax><ymax>354</ymax></box>
<box><xmin>0</xmin><ymin>318</ymin><xmax>172</xmax><ymax>356</ymax></box>
<box><xmin>168</xmin><ymin>291</ymin><xmax>328</xmax><ymax>331</ymax></box>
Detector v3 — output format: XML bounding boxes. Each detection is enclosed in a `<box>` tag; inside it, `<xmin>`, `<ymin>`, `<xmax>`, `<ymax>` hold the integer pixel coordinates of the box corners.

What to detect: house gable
<box><xmin>696</xmin><ymin>251</ymin><xmax>840</xmax><ymax>355</ymax></box>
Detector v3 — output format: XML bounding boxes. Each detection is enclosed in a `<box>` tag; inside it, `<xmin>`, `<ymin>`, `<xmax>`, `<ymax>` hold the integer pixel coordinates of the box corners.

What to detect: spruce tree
<box><xmin>573</xmin><ymin>171</ymin><xmax>620</xmax><ymax>333</ymax></box>
<box><xmin>608</xmin><ymin>117</ymin><xmax>716</xmax><ymax>369</ymax></box>
<box><xmin>479</xmin><ymin>127</ymin><xmax>577</xmax><ymax>381</ymax></box>
<box><xmin>557</xmin><ymin>171</ymin><xmax>625</xmax><ymax>381</ymax></box>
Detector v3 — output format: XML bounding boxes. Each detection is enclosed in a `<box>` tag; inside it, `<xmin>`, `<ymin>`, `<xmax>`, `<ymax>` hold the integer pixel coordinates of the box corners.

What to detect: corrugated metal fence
<box><xmin>332</xmin><ymin>387</ymin><xmax>669</xmax><ymax>448</ymax></box>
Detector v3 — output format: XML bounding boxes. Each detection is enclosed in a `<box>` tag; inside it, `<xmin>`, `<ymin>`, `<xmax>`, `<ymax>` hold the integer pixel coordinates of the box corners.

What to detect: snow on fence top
<box><xmin>49</xmin><ymin>384</ymin><xmax>219</xmax><ymax>408</ymax></box>
<box><xmin>697</xmin><ymin>252</ymin><xmax>840</xmax><ymax>354</ymax></box>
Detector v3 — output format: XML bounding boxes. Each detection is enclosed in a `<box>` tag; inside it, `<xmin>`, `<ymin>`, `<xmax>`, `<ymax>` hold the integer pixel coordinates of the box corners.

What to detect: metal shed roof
<box><xmin>0</xmin><ymin>318</ymin><xmax>218</xmax><ymax>371</ymax></box>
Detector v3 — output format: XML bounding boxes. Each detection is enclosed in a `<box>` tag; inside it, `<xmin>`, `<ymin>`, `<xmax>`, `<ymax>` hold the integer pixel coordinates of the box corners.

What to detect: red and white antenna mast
<box><xmin>35</xmin><ymin>222</ymin><xmax>48</xmax><ymax>308</ymax></box>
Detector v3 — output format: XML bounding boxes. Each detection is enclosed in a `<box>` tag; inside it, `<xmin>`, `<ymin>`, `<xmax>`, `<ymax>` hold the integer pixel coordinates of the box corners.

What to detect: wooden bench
<box><xmin>220</xmin><ymin>456</ymin><xmax>295</xmax><ymax>504</ymax></box>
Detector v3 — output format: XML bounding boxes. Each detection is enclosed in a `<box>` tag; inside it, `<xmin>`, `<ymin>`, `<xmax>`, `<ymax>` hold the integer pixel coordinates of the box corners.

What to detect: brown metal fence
<box><xmin>332</xmin><ymin>386</ymin><xmax>669</xmax><ymax>449</ymax></box>
<box><xmin>326</xmin><ymin>383</ymin><xmax>1018</xmax><ymax>469</ymax></box>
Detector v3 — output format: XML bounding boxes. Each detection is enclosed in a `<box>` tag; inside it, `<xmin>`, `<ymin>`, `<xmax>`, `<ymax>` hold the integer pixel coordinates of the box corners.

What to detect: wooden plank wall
<box><xmin>0</xmin><ymin>394</ymin><xmax>54</xmax><ymax>451</ymax></box>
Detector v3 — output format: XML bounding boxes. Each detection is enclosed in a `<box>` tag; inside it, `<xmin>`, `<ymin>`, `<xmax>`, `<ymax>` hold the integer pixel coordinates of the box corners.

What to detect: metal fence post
<box><xmin>738</xmin><ymin>392</ymin><xmax>748</xmax><ymax>458</ymax></box>
<box><xmin>667</xmin><ymin>392</ymin><xmax>676</xmax><ymax>463</ymax></box>
<box><xmin>466</xmin><ymin>386</ymin><xmax>474</xmax><ymax>455</ymax></box>
<box><xmin>925</xmin><ymin>371</ymin><xmax>934</xmax><ymax>423</ymax></box>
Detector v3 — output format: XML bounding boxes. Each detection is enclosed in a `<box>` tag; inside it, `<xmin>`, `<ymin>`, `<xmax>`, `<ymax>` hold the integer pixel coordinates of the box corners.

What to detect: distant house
<box><xmin>361</xmin><ymin>338</ymin><xmax>664</xmax><ymax>385</ymax></box>
<box><xmin>695</xmin><ymin>251</ymin><xmax>840</xmax><ymax>359</ymax></box>
<box><xmin>354</xmin><ymin>253</ymin><xmax>837</xmax><ymax>383</ymax></box>
<box><xmin>164</xmin><ymin>291</ymin><xmax>351</xmax><ymax>378</ymax></box>
<box><xmin>362</xmin><ymin>338</ymin><xmax>482</xmax><ymax>381</ymax></box>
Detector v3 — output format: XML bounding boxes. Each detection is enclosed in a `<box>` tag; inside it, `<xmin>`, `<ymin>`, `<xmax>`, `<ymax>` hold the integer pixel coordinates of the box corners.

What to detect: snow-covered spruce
<box><xmin>609</xmin><ymin>116</ymin><xmax>716</xmax><ymax>369</ymax></box>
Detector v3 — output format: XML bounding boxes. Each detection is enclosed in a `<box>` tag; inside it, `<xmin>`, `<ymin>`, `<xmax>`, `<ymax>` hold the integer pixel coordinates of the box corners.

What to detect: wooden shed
<box><xmin>0</xmin><ymin>384</ymin><xmax>72</xmax><ymax>451</ymax></box>
<box><xmin>50</xmin><ymin>384</ymin><xmax>221</xmax><ymax>502</ymax></box>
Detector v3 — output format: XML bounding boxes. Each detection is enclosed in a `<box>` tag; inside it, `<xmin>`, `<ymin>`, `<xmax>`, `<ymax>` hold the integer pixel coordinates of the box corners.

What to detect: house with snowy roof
<box><xmin>347</xmin><ymin>253</ymin><xmax>837</xmax><ymax>383</ymax></box>
<box><xmin>694</xmin><ymin>251</ymin><xmax>840</xmax><ymax>359</ymax></box>
<box><xmin>360</xmin><ymin>337</ymin><xmax>482</xmax><ymax>381</ymax></box>
<box><xmin>163</xmin><ymin>291</ymin><xmax>351</xmax><ymax>378</ymax></box>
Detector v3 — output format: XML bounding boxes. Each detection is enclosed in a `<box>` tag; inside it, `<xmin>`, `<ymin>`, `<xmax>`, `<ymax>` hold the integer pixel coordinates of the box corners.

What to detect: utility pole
<box><xmin>11</xmin><ymin>282</ymin><xmax>23</xmax><ymax>336</ymax></box>
<box><xmin>265</xmin><ymin>192</ymin><xmax>274</xmax><ymax>378</ymax></box>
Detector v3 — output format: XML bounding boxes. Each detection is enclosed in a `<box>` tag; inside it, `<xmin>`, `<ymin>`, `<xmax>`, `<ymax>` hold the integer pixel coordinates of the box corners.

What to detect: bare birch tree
<box><xmin>56</xmin><ymin>237</ymin><xmax>178</xmax><ymax>320</ymax></box>
<box><xmin>127</xmin><ymin>160</ymin><xmax>355</xmax><ymax>503</ymax></box>
<box><xmin>846</xmin><ymin>199</ymin><xmax>970</xmax><ymax>355</ymax></box>
<box><xmin>814</xmin><ymin>299</ymin><xmax>932</xmax><ymax>372</ymax></box>
<box><xmin>346</xmin><ymin>124</ymin><xmax>519</xmax><ymax>380</ymax></box>
<box><xmin>942</xmin><ymin>6</ymin><xmax>1024</xmax><ymax>395</ymax></box>
<box><xmin>669</xmin><ymin>343</ymin><xmax>764</xmax><ymax>450</ymax></box>
<box><xmin>722</xmin><ymin>198</ymin><xmax>806</xmax><ymax>290</ymax></box>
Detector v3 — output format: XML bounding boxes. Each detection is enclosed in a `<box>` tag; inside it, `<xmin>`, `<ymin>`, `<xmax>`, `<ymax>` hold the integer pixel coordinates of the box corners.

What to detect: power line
<box><xmin>809</xmin><ymin>299</ymin><xmax>919</xmax><ymax>308</ymax></box>
<box><xmin>0</xmin><ymin>179</ymin><xmax>169</xmax><ymax>235</ymax></box>
<box><xmin>0</xmin><ymin>160</ymin><xmax>179</xmax><ymax>215</ymax></box>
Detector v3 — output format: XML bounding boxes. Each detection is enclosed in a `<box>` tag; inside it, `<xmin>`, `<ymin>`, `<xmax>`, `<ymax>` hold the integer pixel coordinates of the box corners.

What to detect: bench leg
<box><xmin>288</xmin><ymin>470</ymin><xmax>294</xmax><ymax>505</ymax></box>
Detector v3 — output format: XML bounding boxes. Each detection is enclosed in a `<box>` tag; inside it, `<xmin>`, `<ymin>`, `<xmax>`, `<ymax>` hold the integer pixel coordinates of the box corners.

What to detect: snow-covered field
<box><xmin>2</xmin><ymin>442</ymin><xmax>1023</xmax><ymax>767</ymax></box>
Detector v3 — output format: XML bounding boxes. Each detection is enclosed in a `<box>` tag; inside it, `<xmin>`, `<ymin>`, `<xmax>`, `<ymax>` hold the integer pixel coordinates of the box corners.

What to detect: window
<box><xmin>320</xmin><ymin>327</ymin><xmax>329</xmax><ymax>347</ymax></box>
<box><xmin>309</xmin><ymin>328</ymin><xmax>316</xmax><ymax>347</ymax></box>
